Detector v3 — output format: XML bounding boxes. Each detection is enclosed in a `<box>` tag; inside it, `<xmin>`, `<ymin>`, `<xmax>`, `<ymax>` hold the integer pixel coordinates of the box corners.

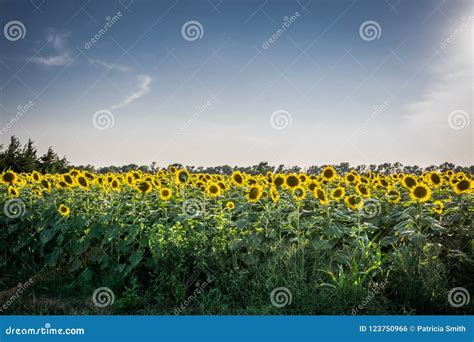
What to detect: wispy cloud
<box><xmin>31</xmin><ymin>54</ymin><xmax>72</xmax><ymax>66</ymax></box>
<box><xmin>403</xmin><ymin>46</ymin><xmax>471</xmax><ymax>127</ymax></box>
<box><xmin>31</xmin><ymin>30</ymin><xmax>72</xmax><ymax>67</ymax></box>
<box><xmin>110</xmin><ymin>74</ymin><xmax>152</xmax><ymax>110</ymax></box>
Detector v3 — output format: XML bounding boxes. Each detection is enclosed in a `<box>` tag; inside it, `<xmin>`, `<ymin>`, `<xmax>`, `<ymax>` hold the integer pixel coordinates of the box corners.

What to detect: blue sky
<box><xmin>0</xmin><ymin>0</ymin><xmax>472</xmax><ymax>167</ymax></box>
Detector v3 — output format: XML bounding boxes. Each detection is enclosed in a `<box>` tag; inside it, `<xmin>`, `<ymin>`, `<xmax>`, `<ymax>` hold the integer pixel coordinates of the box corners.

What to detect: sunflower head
<box><xmin>159</xmin><ymin>187</ymin><xmax>172</xmax><ymax>201</ymax></box>
<box><xmin>58</xmin><ymin>204</ymin><xmax>71</xmax><ymax>217</ymax></box>
<box><xmin>285</xmin><ymin>174</ymin><xmax>300</xmax><ymax>189</ymax></box>
<box><xmin>231</xmin><ymin>171</ymin><xmax>245</xmax><ymax>186</ymax></box>
<box><xmin>8</xmin><ymin>186</ymin><xmax>19</xmax><ymax>198</ymax></box>
<box><xmin>356</xmin><ymin>184</ymin><xmax>370</xmax><ymax>198</ymax></box>
<box><xmin>206</xmin><ymin>183</ymin><xmax>222</xmax><ymax>197</ymax></box>
<box><xmin>176</xmin><ymin>169</ymin><xmax>189</xmax><ymax>184</ymax></box>
<box><xmin>292</xmin><ymin>186</ymin><xmax>306</xmax><ymax>201</ymax></box>
<box><xmin>386</xmin><ymin>189</ymin><xmax>401</xmax><ymax>204</ymax></box>
<box><xmin>307</xmin><ymin>180</ymin><xmax>319</xmax><ymax>192</ymax></box>
<box><xmin>321</xmin><ymin>166</ymin><xmax>337</xmax><ymax>181</ymax></box>
<box><xmin>410</xmin><ymin>183</ymin><xmax>432</xmax><ymax>203</ymax></box>
<box><xmin>402</xmin><ymin>175</ymin><xmax>418</xmax><ymax>189</ymax></box>
<box><xmin>76</xmin><ymin>175</ymin><xmax>89</xmax><ymax>189</ymax></box>
<box><xmin>432</xmin><ymin>200</ymin><xmax>444</xmax><ymax>214</ymax></box>
<box><xmin>136</xmin><ymin>181</ymin><xmax>152</xmax><ymax>194</ymax></box>
<box><xmin>345</xmin><ymin>194</ymin><xmax>363</xmax><ymax>210</ymax></box>
<box><xmin>226</xmin><ymin>201</ymin><xmax>235</xmax><ymax>210</ymax></box>
<box><xmin>331</xmin><ymin>187</ymin><xmax>345</xmax><ymax>201</ymax></box>
<box><xmin>345</xmin><ymin>172</ymin><xmax>360</xmax><ymax>185</ymax></box>
<box><xmin>41</xmin><ymin>179</ymin><xmax>51</xmax><ymax>191</ymax></box>
<box><xmin>453</xmin><ymin>178</ymin><xmax>472</xmax><ymax>194</ymax></box>
<box><xmin>427</xmin><ymin>172</ymin><xmax>442</xmax><ymax>187</ymax></box>
<box><xmin>110</xmin><ymin>178</ymin><xmax>121</xmax><ymax>191</ymax></box>
<box><xmin>2</xmin><ymin>171</ymin><xmax>17</xmax><ymax>184</ymax></box>
<box><xmin>273</xmin><ymin>174</ymin><xmax>285</xmax><ymax>187</ymax></box>
<box><xmin>246</xmin><ymin>185</ymin><xmax>263</xmax><ymax>203</ymax></box>
<box><xmin>63</xmin><ymin>174</ymin><xmax>75</xmax><ymax>186</ymax></box>
<box><xmin>314</xmin><ymin>187</ymin><xmax>329</xmax><ymax>205</ymax></box>
<box><xmin>31</xmin><ymin>171</ymin><xmax>42</xmax><ymax>182</ymax></box>
<box><xmin>270</xmin><ymin>187</ymin><xmax>280</xmax><ymax>203</ymax></box>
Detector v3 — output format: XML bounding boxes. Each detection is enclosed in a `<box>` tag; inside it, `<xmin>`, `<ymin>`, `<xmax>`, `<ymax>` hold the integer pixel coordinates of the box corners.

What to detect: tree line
<box><xmin>1</xmin><ymin>136</ymin><xmax>472</xmax><ymax>175</ymax></box>
<box><xmin>0</xmin><ymin>136</ymin><xmax>68</xmax><ymax>173</ymax></box>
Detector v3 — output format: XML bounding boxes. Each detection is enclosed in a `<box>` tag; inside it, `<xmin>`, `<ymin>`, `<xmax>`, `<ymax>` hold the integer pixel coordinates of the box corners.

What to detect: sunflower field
<box><xmin>0</xmin><ymin>166</ymin><xmax>473</xmax><ymax>314</ymax></box>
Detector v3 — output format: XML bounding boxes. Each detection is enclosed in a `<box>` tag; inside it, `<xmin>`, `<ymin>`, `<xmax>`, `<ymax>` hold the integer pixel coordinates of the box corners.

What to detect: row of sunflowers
<box><xmin>1</xmin><ymin>167</ymin><xmax>472</xmax><ymax>218</ymax></box>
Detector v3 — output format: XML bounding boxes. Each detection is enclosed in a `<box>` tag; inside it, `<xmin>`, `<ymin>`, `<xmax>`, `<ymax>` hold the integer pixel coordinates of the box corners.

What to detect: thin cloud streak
<box><xmin>110</xmin><ymin>74</ymin><xmax>152</xmax><ymax>110</ymax></box>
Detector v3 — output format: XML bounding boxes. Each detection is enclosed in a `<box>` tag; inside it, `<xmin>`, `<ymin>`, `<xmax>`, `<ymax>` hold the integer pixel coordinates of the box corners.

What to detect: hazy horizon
<box><xmin>1</xmin><ymin>0</ymin><xmax>473</xmax><ymax>167</ymax></box>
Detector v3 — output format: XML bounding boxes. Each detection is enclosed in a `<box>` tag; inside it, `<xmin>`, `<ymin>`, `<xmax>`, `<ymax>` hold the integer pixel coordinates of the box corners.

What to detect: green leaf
<box><xmin>40</xmin><ymin>228</ymin><xmax>56</xmax><ymax>244</ymax></box>
<box><xmin>129</xmin><ymin>249</ymin><xmax>144</xmax><ymax>268</ymax></box>
<box><xmin>68</xmin><ymin>258</ymin><xmax>82</xmax><ymax>272</ymax></box>
<box><xmin>71</xmin><ymin>238</ymin><xmax>90</xmax><ymax>256</ymax></box>
<box><xmin>410</xmin><ymin>233</ymin><xmax>427</xmax><ymax>246</ymax></box>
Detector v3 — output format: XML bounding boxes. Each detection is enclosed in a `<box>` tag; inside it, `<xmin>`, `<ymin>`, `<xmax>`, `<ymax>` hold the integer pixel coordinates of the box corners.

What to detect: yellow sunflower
<box><xmin>410</xmin><ymin>183</ymin><xmax>432</xmax><ymax>203</ymax></box>
<box><xmin>226</xmin><ymin>201</ymin><xmax>235</xmax><ymax>210</ymax></box>
<box><xmin>292</xmin><ymin>186</ymin><xmax>306</xmax><ymax>201</ymax></box>
<box><xmin>321</xmin><ymin>166</ymin><xmax>337</xmax><ymax>181</ymax></box>
<box><xmin>314</xmin><ymin>187</ymin><xmax>329</xmax><ymax>205</ymax></box>
<box><xmin>344</xmin><ymin>172</ymin><xmax>359</xmax><ymax>184</ymax></box>
<box><xmin>270</xmin><ymin>187</ymin><xmax>280</xmax><ymax>203</ymax></box>
<box><xmin>110</xmin><ymin>178</ymin><xmax>121</xmax><ymax>191</ymax></box>
<box><xmin>2</xmin><ymin>171</ymin><xmax>17</xmax><ymax>184</ymax></box>
<box><xmin>432</xmin><ymin>200</ymin><xmax>444</xmax><ymax>214</ymax></box>
<box><xmin>206</xmin><ymin>183</ymin><xmax>222</xmax><ymax>197</ymax></box>
<box><xmin>58</xmin><ymin>204</ymin><xmax>71</xmax><ymax>217</ymax></box>
<box><xmin>159</xmin><ymin>187</ymin><xmax>173</xmax><ymax>201</ymax></box>
<box><xmin>175</xmin><ymin>169</ymin><xmax>189</xmax><ymax>184</ymax></box>
<box><xmin>427</xmin><ymin>172</ymin><xmax>443</xmax><ymax>188</ymax></box>
<box><xmin>386</xmin><ymin>189</ymin><xmax>401</xmax><ymax>204</ymax></box>
<box><xmin>452</xmin><ymin>178</ymin><xmax>472</xmax><ymax>194</ymax></box>
<box><xmin>136</xmin><ymin>181</ymin><xmax>152</xmax><ymax>194</ymax></box>
<box><xmin>8</xmin><ymin>186</ymin><xmax>19</xmax><ymax>197</ymax></box>
<box><xmin>285</xmin><ymin>174</ymin><xmax>300</xmax><ymax>189</ymax></box>
<box><xmin>273</xmin><ymin>174</ymin><xmax>285</xmax><ymax>187</ymax></box>
<box><xmin>356</xmin><ymin>183</ymin><xmax>370</xmax><ymax>198</ymax></box>
<box><xmin>402</xmin><ymin>175</ymin><xmax>417</xmax><ymax>189</ymax></box>
<box><xmin>331</xmin><ymin>187</ymin><xmax>345</xmax><ymax>201</ymax></box>
<box><xmin>230</xmin><ymin>171</ymin><xmax>245</xmax><ymax>186</ymax></box>
<box><xmin>63</xmin><ymin>174</ymin><xmax>75</xmax><ymax>187</ymax></box>
<box><xmin>246</xmin><ymin>185</ymin><xmax>263</xmax><ymax>203</ymax></box>
<box><xmin>344</xmin><ymin>194</ymin><xmax>363</xmax><ymax>210</ymax></box>
<box><xmin>31</xmin><ymin>171</ymin><xmax>42</xmax><ymax>182</ymax></box>
<box><xmin>76</xmin><ymin>175</ymin><xmax>89</xmax><ymax>189</ymax></box>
